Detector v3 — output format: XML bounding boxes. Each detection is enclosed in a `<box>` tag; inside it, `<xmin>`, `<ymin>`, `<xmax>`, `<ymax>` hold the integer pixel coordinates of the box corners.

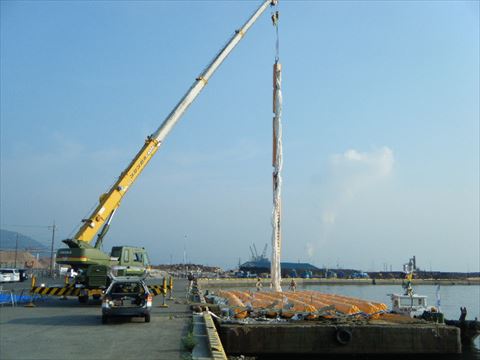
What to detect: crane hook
<box><xmin>271</xmin><ymin>11</ymin><xmax>279</xmax><ymax>27</ymax></box>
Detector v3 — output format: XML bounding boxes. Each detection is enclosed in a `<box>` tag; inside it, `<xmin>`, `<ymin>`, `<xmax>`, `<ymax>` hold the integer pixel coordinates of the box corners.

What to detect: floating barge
<box><xmin>218</xmin><ymin>320</ymin><xmax>460</xmax><ymax>356</ymax></box>
<box><xmin>202</xmin><ymin>289</ymin><xmax>462</xmax><ymax>356</ymax></box>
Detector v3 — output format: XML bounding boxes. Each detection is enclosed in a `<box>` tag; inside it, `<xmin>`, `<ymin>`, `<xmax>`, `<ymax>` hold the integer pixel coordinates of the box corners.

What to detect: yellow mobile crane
<box><xmin>51</xmin><ymin>0</ymin><xmax>278</xmax><ymax>302</ymax></box>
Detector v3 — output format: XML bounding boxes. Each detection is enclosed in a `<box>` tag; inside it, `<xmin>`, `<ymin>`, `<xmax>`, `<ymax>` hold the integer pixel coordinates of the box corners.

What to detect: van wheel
<box><xmin>145</xmin><ymin>314</ymin><xmax>151</xmax><ymax>323</ymax></box>
<box><xmin>102</xmin><ymin>315</ymin><xmax>108</xmax><ymax>324</ymax></box>
<box><xmin>78</xmin><ymin>295</ymin><xmax>88</xmax><ymax>304</ymax></box>
<box><xmin>92</xmin><ymin>294</ymin><xmax>101</xmax><ymax>300</ymax></box>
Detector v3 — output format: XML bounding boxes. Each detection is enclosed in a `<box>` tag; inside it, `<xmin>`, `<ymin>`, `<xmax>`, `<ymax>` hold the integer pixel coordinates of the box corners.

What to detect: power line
<box><xmin>0</xmin><ymin>248</ymin><xmax>51</xmax><ymax>252</ymax></box>
<box><xmin>1</xmin><ymin>224</ymin><xmax>51</xmax><ymax>229</ymax></box>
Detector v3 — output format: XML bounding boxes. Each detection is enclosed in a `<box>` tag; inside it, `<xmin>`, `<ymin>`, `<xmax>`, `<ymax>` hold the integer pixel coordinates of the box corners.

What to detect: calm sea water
<box><xmin>302</xmin><ymin>284</ymin><xmax>480</xmax><ymax>349</ymax></box>
<box><xmin>235</xmin><ymin>283</ymin><xmax>480</xmax><ymax>358</ymax></box>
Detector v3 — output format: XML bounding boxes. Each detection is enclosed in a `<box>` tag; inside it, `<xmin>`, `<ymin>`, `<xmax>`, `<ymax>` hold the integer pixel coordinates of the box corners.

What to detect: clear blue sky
<box><xmin>1</xmin><ymin>0</ymin><xmax>478</xmax><ymax>272</ymax></box>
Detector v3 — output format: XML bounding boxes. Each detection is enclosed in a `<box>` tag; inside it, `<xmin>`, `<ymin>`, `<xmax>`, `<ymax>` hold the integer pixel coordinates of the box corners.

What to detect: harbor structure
<box><xmin>240</xmin><ymin>259</ymin><xmax>319</xmax><ymax>277</ymax></box>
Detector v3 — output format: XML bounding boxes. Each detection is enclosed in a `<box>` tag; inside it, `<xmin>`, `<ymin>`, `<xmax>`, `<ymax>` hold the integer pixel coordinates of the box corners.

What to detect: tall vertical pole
<box><xmin>49</xmin><ymin>221</ymin><xmax>56</xmax><ymax>277</ymax></box>
<box><xmin>271</xmin><ymin>60</ymin><xmax>283</xmax><ymax>292</ymax></box>
<box><xmin>184</xmin><ymin>236</ymin><xmax>188</xmax><ymax>277</ymax></box>
<box><xmin>270</xmin><ymin>5</ymin><xmax>282</xmax><ymax>292</ymax></box>
<box><xmin>14</xmin><ymin>233</ymin><xmax>19</xmax><ymax>268</ymax></box>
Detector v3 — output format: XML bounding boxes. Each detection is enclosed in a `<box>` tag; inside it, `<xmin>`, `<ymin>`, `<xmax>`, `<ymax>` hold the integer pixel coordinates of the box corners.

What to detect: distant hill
<box><xmin>0</xmin><ymin>229</ymin><xmax>48</xmax><ymax>250</ymax></box>
<box><xmin>0</xmin><ymin>250</ymin><xmax>50</xmax><ymax>268</ymax></box>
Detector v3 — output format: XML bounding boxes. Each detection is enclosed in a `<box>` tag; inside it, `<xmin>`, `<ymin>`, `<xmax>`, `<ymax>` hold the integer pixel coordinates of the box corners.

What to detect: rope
<box><xmin>271</xmin><ymin>4</ymin><xmax>280</xmax><ymax>62</ymax></box>
<box><xmin>275</xmin><ymin>22</ymin><xmax>280</xmax><ymax>62</ymax></box>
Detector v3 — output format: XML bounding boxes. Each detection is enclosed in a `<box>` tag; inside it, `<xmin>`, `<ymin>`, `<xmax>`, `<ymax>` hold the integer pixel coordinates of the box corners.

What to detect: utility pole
<box><xmin>49</xmin><ymin>221</ymin><xmax>56</xmax><ymax>277</ymax></box>
<box><xmin>184</xmin><ymin>235</ymin><xmax>188</xmax><ymax>277</ymax></box>
<box><xmin>14</xmin><ymin>233</ymin><xmax>19</xmax><ymax>268</ymax></box>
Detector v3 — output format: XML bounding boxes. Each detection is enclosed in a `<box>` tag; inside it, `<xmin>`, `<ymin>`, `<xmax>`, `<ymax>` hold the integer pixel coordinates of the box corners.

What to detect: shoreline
<box><xmin>199</xmin><ymin>277</ymin><xmax>480</xmax><ymax>287</ymax></box>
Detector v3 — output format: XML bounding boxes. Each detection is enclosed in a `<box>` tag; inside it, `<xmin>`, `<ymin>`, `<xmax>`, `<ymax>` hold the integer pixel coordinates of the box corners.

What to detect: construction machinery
<box><xmin>52</xmin><ymin>0</ymin><xmax>278</xmax><ymax>302</ymax></box>
<box><xmin>249</xmin><ymin>243</ymin><xmax>269</xmax><ymax>262</ymax></box>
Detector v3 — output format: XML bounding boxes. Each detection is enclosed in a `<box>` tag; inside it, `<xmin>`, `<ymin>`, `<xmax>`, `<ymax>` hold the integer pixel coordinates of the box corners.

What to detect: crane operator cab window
<box><xmin>110</xmin><ymin>247</ymin><xmax>122</xmax><ymax>261</ymax></box>
<box><xmin>134</xmin><ymin>252</ymin><xmax>143</xmax><ymax>263</ymax></box>
<box><xmin>133</xmin><ymin>251</ymin><xmax>150</xmax><ymax>267</ymax></box>
<box><xmin>143</xmin><ymin>253</ymin><xmax>150</xmax><ymax>267</ymax></box>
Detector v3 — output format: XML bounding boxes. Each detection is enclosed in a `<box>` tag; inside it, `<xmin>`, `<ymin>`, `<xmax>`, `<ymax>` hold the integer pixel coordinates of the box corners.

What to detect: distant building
<box><xmin>239</xmin><ymin>259</ymin><xmax>320</xmax><ymax>277</ymax></box>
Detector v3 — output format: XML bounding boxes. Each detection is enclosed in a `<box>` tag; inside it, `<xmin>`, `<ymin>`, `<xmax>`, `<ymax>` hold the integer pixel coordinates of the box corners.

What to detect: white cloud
<box><xmin>320</xmin><ymin>146</ymin><xmax>395</xmax><ymax>226</ymax></box>
<box><xmin>306</xmin><ymin>242</ymin><xmax>314</xmax><ymax>258</ymax></box>
<box><xmin>322</xmin><ymin>211</ymin><xmax>336</xmax><ymax>225</ymax></box>
<box><xmin>331</xmin><ymin>146</ymin><xmax>394</xmax><ymax>178</ymax></box>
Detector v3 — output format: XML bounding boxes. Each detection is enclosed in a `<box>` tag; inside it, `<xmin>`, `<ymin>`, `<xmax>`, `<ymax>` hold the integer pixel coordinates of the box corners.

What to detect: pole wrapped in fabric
<box><xmin>271</xmin><ymin>61</ymin><xmax>283</xmax><ymax>292</ymax></box>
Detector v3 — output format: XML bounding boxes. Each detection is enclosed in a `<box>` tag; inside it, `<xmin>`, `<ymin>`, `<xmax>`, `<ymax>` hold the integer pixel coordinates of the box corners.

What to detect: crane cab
<box><xmin>110</xmin><ymin>246</ymin><xmax>150</xmax><ymax>276</ymax></box>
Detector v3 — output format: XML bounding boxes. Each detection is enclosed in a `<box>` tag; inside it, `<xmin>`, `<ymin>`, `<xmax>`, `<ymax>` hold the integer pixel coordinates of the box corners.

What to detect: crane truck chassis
<box><xmin>29</xmin><ymin>274</ymin><xmax>173</xmax><ymax>304</ymax></box>
<box><xmin>47</xmin><ymin>0</ymin><xmax>278</xmax><ymax>302</ymax></box>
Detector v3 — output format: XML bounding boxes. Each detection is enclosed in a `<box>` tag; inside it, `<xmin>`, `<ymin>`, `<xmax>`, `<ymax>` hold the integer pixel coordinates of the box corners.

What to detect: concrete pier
<box><xmin>218</xmin><ymin>322</ymin><xmax>462</xmax><ymax>356</ymax></box>
<box><xmin>0</xmin><ymin>279</ymin><xmax>193</xmax><ymax>360</ymax></box>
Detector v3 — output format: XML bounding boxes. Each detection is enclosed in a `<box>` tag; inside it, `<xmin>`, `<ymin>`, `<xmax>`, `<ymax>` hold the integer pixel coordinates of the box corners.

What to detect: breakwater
<box><xmin>199</xmin><ymin>277</ymin><xmax>480</xmax><ymax>287</ymax></box>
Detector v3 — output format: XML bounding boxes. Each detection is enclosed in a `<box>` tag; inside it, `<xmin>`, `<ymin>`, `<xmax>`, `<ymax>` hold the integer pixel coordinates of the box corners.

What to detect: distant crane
<box><xmin>249</xmin><ymin>246</ymin><xmax>256</xmax><ymax>261</ymax></box>
<box><xmin>261</xmin><ymin>244</ymin><xmax>268</xmax><ymax>259</ymax></box>
<box><xmin>249</xmin><ymin>243</ymin><xmax>269</xmax><ymax>262</ymax></box>
<box><xmin>253</xmin><ymin>244</ymin><xmax>259</xmax><ymax>259</ymax></box>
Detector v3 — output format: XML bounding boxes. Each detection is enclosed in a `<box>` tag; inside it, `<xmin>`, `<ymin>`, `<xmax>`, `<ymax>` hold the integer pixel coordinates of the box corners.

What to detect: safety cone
<box><xmin>158</xmin><ymin>277</ymin><xmax>168</xmax><ymax>308</ymax></box>
<box><xmin>59</xmin><ymin>276</ymin><xmax>68</xmax><ymax>300</ymax></box>
<box><xmin>167</xmin><ymin>277</ymin><xmax>174</xmax><ymax>300</ymax></box>
<box><xmin>24</xmin><ymin>276</ymin><xmax>37</xmax><ymax>307</ymax></box>
<box><xmin>159</xmin><ymin>294</ymin><xmax>168</xmax><ymax>308</ymax></box>
<box><xmin>24</xmin><ymin>298</ymin><xmax>36</xmax><ymax>307</ymax></box>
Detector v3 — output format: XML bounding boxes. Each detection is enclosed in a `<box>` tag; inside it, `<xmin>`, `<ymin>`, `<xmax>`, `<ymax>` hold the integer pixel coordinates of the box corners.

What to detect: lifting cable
<box><xmin>271</xmin><ymin>2</ymin><xmax>280</xmax><ymax>62</ymax></box>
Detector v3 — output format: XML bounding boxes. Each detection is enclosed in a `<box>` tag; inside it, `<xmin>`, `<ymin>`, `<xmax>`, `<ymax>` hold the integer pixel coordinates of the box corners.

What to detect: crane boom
<box><xmin>67</xmin><ymin>0</ymin><xmax>276</xmax><ymax>247</ymax></box>
<box><xmin>253</xmin><ymin>244</ymin><xmax>259</xmax><ymax>258</ymax></box>
<box><xmin>152</xmin><ymin>0</ymin><xmax>275</xmax><ymax>144</ymax></box>
<box><xmin>262</xmin><ymin>243</ymin><xmax>267</xmax><ymax>258</ymax></box>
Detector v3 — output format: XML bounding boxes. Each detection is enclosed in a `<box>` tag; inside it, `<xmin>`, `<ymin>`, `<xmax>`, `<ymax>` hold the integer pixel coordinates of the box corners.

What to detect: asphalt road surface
<box><xmin>0</xmin><ymin>278</ymin><xmax>192</xmax><ymax>360</ymax></box>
